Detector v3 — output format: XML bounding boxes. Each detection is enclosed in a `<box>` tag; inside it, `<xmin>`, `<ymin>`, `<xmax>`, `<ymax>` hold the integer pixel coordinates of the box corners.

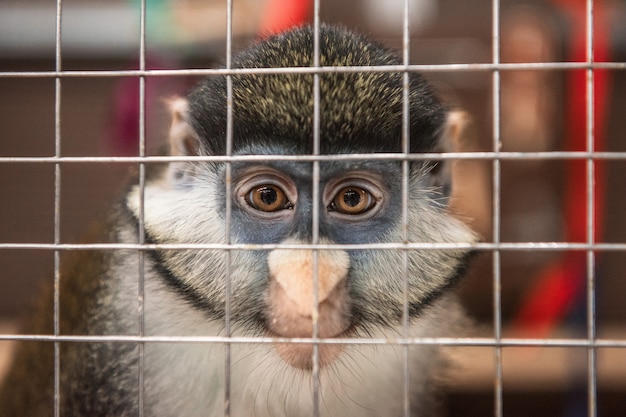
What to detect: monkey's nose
<box><xmin>267</xmin><ymin>239</ymin><xmax>350</xmax><ymax>316</ymax></box>
<box><xmin>265</xmin><ymin>243</ymin><xmax>353</xmax><ymax>369</ymax></box>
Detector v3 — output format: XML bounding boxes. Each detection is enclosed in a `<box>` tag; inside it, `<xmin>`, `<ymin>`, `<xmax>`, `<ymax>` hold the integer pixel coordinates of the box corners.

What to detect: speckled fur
<box><xmin>189</xmin><ymin>25</ymin><xmax>445</xmax><ymax>156</ymax></box>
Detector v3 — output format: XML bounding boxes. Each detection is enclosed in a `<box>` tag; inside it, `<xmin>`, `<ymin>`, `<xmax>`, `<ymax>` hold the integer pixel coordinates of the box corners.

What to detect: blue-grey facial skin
<box><xmin>225</xmin><ymin>158</ymin><xmax>404</xmax><ymax>247</ymax></box>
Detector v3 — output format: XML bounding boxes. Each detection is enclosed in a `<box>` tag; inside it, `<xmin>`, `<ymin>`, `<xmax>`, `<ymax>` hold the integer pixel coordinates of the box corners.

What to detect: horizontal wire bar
<box><xmin>0</xmin><ymin>242</ymin><xmax>625</xmax><ymax>251</ymax></box>
<box><xmin>2</xmin><ymin>151</ymin><xmax>626</xmax><ymax>164</ymax></box>
<box><xmin>0</xmin><ymin>334</ymin><xmax>625</xmax><ymax>348</ymax></box>
<box><xmin>1</xmin><ymin>61</ymin><xmax>625</xmax><ymax>79</ymax></box>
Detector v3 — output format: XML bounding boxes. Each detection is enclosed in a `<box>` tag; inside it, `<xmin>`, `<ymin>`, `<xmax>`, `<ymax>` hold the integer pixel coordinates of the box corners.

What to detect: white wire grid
<box><xmin>0</xmin><ymin>0</ymin><xmax>625</xmax><ymax>417</ymax></box>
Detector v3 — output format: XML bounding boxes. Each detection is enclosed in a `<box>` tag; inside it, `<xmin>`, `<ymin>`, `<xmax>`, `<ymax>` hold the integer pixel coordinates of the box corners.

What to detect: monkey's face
<box><xmin>130</xmin><ymin>154</ymin><xmax>473</xmax><ymax>371</ymax></box>
<box><xmin>128</xmin><ymin>26</ymin><xmax>477</xmax><ymax>371</ymax></box>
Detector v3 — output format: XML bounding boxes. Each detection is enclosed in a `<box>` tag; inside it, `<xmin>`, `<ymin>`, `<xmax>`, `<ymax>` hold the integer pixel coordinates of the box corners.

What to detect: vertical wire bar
<box><xmin>137</xmin><ymin>0</ymin><xmax>147</xmax><ymax>415</ymax></box>
<box><xmin>584</xmin><ymin>0</ymin><xmax>597</xmax><ymax>416</ymax></box>
<box><xmin>224</xmin><ymin>0</ymin><xmax>234</xmax><ymax>415</ymax></box>
<box><xmin>53</xmin><ymin>2</ymin><xmax>63</xmax><ymax>416</ymax></box>
<box><xmin>401</xmin><ymin>0</ymin><xmax>411</xmax><ymax>416</ymax></box>
<box><xmin>491</xmin><ymin>1</ymin><xmax>503</xmax><ymax>416</ymax></box>
<box><xmin>311</xmin><ymin>3</ymin><xmax>322</xmax><ymax>416</ymax></box>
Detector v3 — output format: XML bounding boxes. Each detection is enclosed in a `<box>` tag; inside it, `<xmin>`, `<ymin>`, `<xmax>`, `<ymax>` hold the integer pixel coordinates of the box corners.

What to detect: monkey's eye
<box><xmin>246</xmin><ymin>185</ymin><xmax>293</xmax><ymax>212</ymax></box>
<box><xmin>330</xmin><ymin>186</ymin><xmax>375</xmax><ymax>215</ymax></box>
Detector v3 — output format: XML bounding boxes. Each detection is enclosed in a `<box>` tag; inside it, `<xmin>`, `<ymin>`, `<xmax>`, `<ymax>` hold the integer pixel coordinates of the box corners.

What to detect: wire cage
<box><xmin>0</xmin><ymin>0</ymin><xmax>625</xmax><ymax>416</ymax></box>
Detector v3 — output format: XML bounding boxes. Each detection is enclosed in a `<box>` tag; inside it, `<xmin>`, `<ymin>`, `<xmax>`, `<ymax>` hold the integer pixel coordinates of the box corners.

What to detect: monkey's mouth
<box><xmin>268</xmin><ymin>326</ymin><xmax>355</xmax><ymax>371</ymax></box>
<box><xmin>266</xmin><ymin>277</ymin><xmax>353</xmax><ymax>370</ymax></box>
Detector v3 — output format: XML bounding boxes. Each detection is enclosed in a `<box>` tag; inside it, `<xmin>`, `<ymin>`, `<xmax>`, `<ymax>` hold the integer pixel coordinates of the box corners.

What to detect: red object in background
<box><xmin>258</xmin><ymin>0</ymin><xmax>312</xmax><ymax>35</ymax></box>
<box><xmin>514</xmin><ymin>0</ymin><xmax>611</xmax><ymax>334</ymax></box>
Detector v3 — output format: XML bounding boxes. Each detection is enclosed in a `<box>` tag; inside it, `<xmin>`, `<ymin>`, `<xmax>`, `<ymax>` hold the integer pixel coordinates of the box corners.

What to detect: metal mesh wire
<box><xmin>1</xmin><ymin>0</ymin><xmax>625</xmax><ymax>416</ymax></box>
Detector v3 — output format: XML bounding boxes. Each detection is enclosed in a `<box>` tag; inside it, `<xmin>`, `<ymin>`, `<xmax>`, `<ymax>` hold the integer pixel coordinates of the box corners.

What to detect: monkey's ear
<box><xmin>428</xmin><ymin>110</ymin><xmax>469</xmax><ymax>200</ymax></box>
<box><xmin>166</xmin><ymin>97</ymin><xmax>201</xmax><ymax>157</ymax></box>
<box><xmin>163</xmin><ymin>97</ymin><xmax>204</xmax><ymax>185</ymax></box>
<box><xmin>440</xmin><ymin>110</ymin><xmax>468</xmax><ymax>153</ymax></box>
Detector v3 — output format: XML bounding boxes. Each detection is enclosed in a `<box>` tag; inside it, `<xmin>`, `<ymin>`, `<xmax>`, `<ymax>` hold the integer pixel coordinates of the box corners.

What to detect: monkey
<box><xmin>0</xmin><ymin>25</ymin><xmax>477</xmax><ymax>416</ymax></box>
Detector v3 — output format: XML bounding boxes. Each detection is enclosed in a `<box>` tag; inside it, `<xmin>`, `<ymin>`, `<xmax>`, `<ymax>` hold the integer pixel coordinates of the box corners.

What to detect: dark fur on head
<box><xmin>188</xmin><ymin>25</ymin><xmax>446</xmax><ymax>155</ymax></box>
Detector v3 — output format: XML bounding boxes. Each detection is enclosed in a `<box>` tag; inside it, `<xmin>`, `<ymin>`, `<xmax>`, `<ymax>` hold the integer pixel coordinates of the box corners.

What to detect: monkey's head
<box><xmin>129</xmin><ymin>26</ymin><xmax>477</xmax><ymax>370</ymax></box>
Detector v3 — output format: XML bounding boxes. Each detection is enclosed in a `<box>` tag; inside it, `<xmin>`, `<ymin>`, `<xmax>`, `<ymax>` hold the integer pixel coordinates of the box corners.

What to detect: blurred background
<box><xmin>1</xmin><ymin>0</ymin><xmax>625</xmax><ymax>415</ymax></box>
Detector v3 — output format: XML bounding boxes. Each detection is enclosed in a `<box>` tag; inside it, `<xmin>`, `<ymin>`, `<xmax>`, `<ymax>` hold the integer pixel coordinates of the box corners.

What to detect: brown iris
<box><xmin>246</xmin><ymin>185</ymin><xmax>291</xmax><ymax>212</ymax></box>
<box><xmin>331</xmin><ymin>187</ymin><xmax>375</xmax><ymax>215</ymax></box>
